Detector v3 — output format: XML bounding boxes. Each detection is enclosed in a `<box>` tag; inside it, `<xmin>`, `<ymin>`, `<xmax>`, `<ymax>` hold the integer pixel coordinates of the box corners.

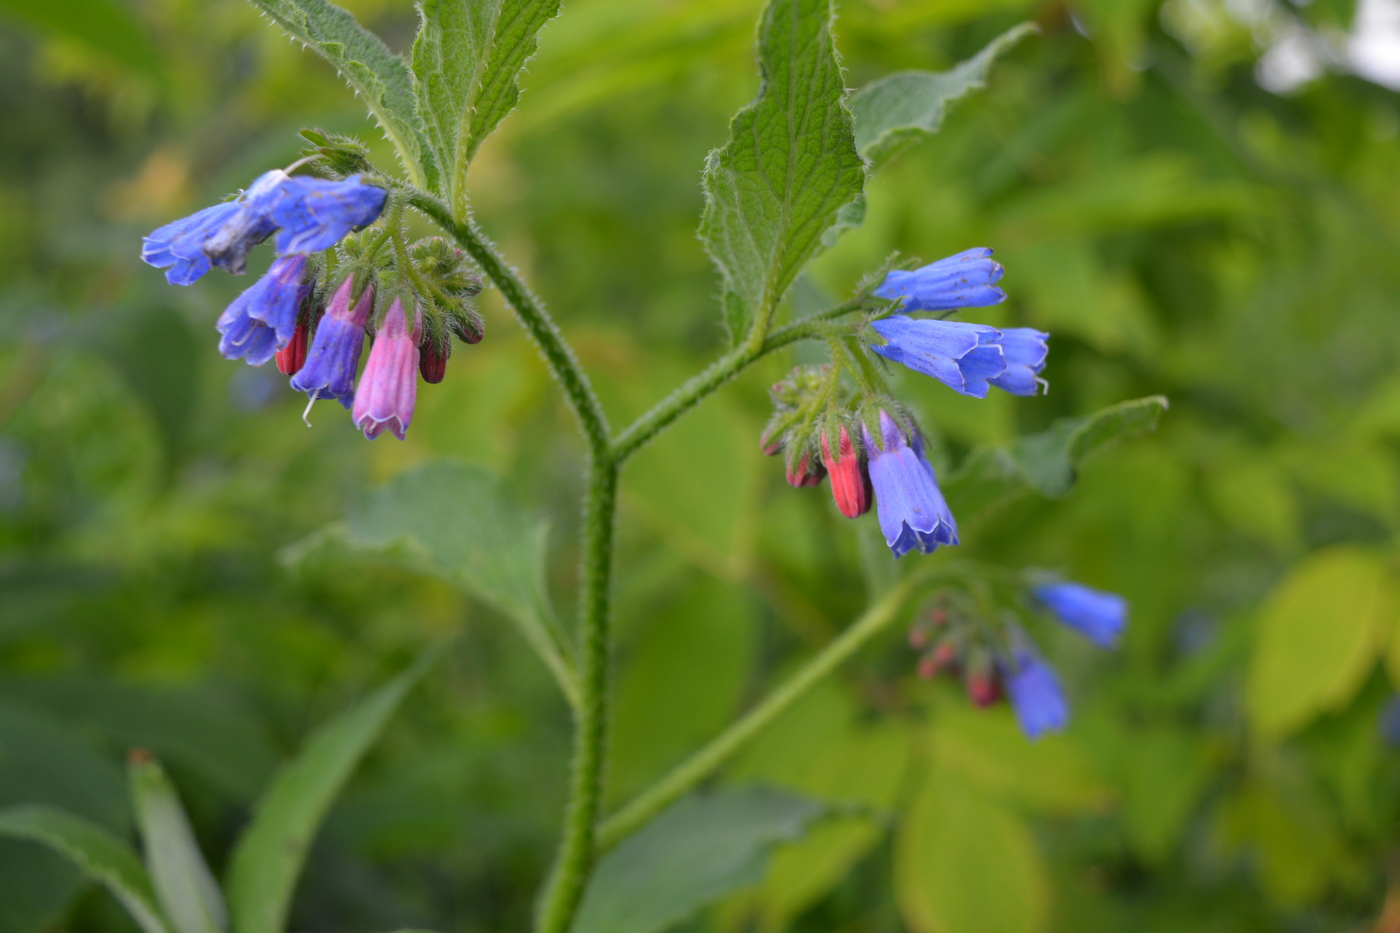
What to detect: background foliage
<box><xmin>2</xmin><ymin>0</ymin><xmax>1400</xmax><ymax>931</ymax></box>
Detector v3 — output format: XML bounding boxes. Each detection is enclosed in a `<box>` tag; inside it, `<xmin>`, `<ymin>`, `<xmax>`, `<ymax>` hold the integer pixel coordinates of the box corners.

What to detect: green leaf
<box><xmin>289</xmin><ymin>460</ymin><xmax>574</xmax><ymax>704</ymax></box>
<box><xmin>225</xmin><ymin>652</ymin><xmax>435</xmax><ymax>933</ymax></box>
<box><xmin>246</xmin><ymin>0</ymin><xmax>434</xmax><ymax>186</ymax></box>
<box><xmin>942</xmin><ymin>395</ymin><xmax>1168</xmax><ymax>521</ymax></box>
<box><xmin>697</xmin><ymin>0</ymin><xmax>865</xmax><ymax>343</ymax></box>
<box><xmin>0</xmin><ymin>805</ymin><xmax>169</xmax><ymax>933</ymax></box>
<box><xmin>895</xmin><ymin>772</ymin><xmax>1049</xmax><ymax>933</ymax></box>
<box><xmin>850</xmin><ymin>23</ymin><xmax>1033</xmax><ymax>163</ymax></box>
<box><xmin>1246</xmin><ymin>547</ymin><xmax>1394</xmax><ymax>739</ymax></box>
<box><xmin>412</xmin><ymin>0</ymin><xmax>560</xmax><ymax>206</ymax></box>
<box><xmin>572</xmin><ymin>787</ymin><xmax>824</xmax><ymax>933</ymax></box>
<box><xmin>128</xmin><ymin>755</ymin><xmax>226</xmax><ymax>933</ymax></box>
<box><xmin>0</xmin><ymin>0</ymin><xmax>165</xmax><ymax>81</ymax></box>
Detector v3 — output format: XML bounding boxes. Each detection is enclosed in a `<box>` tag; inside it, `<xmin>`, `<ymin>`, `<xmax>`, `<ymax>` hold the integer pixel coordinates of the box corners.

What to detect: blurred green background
<box><xmin>3</xmin><ymin>0</ymin><xmax>1400</xmax><ymax>930</ymax></box>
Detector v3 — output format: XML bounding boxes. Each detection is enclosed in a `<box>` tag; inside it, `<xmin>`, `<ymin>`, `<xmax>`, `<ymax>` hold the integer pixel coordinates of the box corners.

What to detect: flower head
<box><xmin>353</xmin><ymin>298</ymin><xmax>421</xmax><ymax>440</ymax></box>
<box><xmin>216</xmin><ymin>255</ymin><xmax>310</xmax><ymax>366</ymax></box>
<box><xmin>1001</xmin><ymin>640</ymin><xmax>1068</xmax><ymax>739</ymax></box>
<box><xmin>819</xmin><ymin>424</ymin><xmax>870</xmax><ymax>517</ymax></box>
<box><xmin>1033</xmin><ymin>581</ymin><xmax>1127</xmax><ymax>648</ymax></box>
<box><xmin>269</xmin><ymin>174</ymin><xmax>388</xmax><ymax>255</ymax></box>
<box><xmin>989</xmin><ymin>328</ymin><xmax>1049</xmax><ymax>396</ymax></box>
<box><xmin>861</xmin><ymin>410</ymin><xmax>957</xmax><ymax>557</ymax></box>
<box><xmin>141</xmin><ymin>202</ymin><xmax>241</xmax><ymax>286</ymax></box>
<box><xmin>873</xmin><ymin>248</ymin><xmax>1005</xmax><ymax>312</ymax></box>
<box><xmin>870</xmin><ymin>316</ymin><xmax>1007</xmax><ymax>399</ymax></box>
<box><xmin>291</xmin><ymin>276</ymin><xmax>373</xmax><ymax>409</ymax></box>
<box><xmin>203</xmin><ymin>170</ymin><xmax>287</xmax><ymax>275</ymax></box>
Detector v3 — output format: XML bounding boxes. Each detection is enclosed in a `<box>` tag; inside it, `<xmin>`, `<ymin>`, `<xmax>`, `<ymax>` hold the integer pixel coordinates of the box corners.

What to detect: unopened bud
<box><xmin>420</xmin><ymin>341</ymin><xmax>448</xmax><ymax>384</ymax></box>
<box><xmin>966</xmin><ymin>668</ymin><xmax>1002</xmax><ymax>707</ymax></box>
<box><xmin>276</xmin><ymin>318</ymin><xmax>312</xmax><ymax>376</ymax></box>
<box><xmin>785</xmin><ymin>450</ymin><xmax>826</xmax><ymax>488</ymax></box>
<box><xmin>820</xmin><ymin>424</ymin><xmax>871</xmax><ymax>518</ymax></box>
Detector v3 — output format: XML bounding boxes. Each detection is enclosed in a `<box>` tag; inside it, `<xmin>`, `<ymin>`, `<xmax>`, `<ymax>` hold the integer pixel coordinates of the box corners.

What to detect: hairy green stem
<box><xmin>407</xmin><ymin>192</ymin><xmax>611</xmax><ymax>453</ymax></box>
<box><xmin>596</xmin><ymin>573</ymin><xmax>922</xmax><ymax>850</ymax></box>
<box><xmin>536</xmin><ymin>456</ymin><xmax>618</xmax><ymax>933</ymax></box>
<box><xmin>611</xmin><ymin>302</ymin><xmax>867</xmax><ymax>462</ymax></box>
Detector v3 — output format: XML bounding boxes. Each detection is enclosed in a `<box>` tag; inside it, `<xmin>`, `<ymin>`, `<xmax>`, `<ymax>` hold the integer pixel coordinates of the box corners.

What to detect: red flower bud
<box><xmin>918</xmin><ymin>641</ymin><xmax>959</xmax><ymax>680</ymax></box>
<box><xmin>419</xmin><ymin>341</ymin><xmax>448</xmax><ymax>384</ymax></box>
<box><xmin>785</xmin><ymin>450</ymin><xmax>826</xmax><ymax>488</ymax></box>
<box><xmin>820</xmin><ymin>425</ymin><xmax>871</xmax><ymax>518</ymax></box>
<box><xmin>966</xmin><ymin>668</ymin><xmax>1002</xmax><ymax>707</ymax></box>
<box><xmin>276</xmin><ymin>318</ymin><xmax>312</xmax><ymax>376</ymax></box>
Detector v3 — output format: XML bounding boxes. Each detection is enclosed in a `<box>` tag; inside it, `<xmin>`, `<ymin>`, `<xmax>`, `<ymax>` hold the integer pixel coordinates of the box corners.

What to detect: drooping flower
<box><xmin>291</xmin><ymin>277</ymin><xmax>372</xmax><ymax>409</ymax></box>
<box><xmin>353</xmin><ymin>298</ymin><xmax>421</xmax><ymax>440</ymax></box>
<box><xmin>215</xmin><ymin>255</ymin><xmax>310</xmax><ymax>366</ymax></box>
<box><xmin>869</xmin><ymin>316</ymin><xmax>1007</xmax><ymax>399</ymax></box>
<box><xmin>873</xmin><ymin>248</ymin><xmax>1006</xmax><ymax>312</ymax></box>
<box><xmin>989</xmin><ymin>328</ymin><xmax>1050</xmax><ymax>396</ymax></box>
<box><xmin>1033</xmin><ymin>581</ymin><xmax>1127</xmax><ymax>648</ymax></box>
<box><xmin>861</xmin><ymin>410</ymin><xmax>957</xmax><ymax>557</ymax></box>
<box><xmin>1002</xmin><ymin>640</ymin><xmax>1069</xmax><ymax>739</ymax></box>
<box><xmin>203</xmin><ymin>170</ymin><xmax>288</xmax><ymax>275</ymax></box>
<box><xmin>268</xmin><ymin>174</ymin><xmax>388</xmax><ymax>255</ymax></box>
<box><xmin>820</xmin><ymin>424</ymin><xmax>870</xmax><ymax>517</ymax></box>
<box><xmin>141</xmin><ymin>202</ymin><xmax>241</xmax><ymax>286</ymax></box>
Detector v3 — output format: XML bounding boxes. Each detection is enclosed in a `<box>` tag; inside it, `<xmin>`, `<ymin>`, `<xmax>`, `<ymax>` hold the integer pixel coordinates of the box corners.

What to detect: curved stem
<box><xmin>611</xmin><ymin>302</ymin><xmax>868</xmax><ymax>462</ymax></box>
<box><xmin>407</xmin><ymin>191</ymin><xmax>611</xmax><ymax>454</ymax></box>
<box><xmin>597</xmin><ymin>571</ymin><xmax>927</xmax><ymax>850</ymax></box>
<box><xmin>536</xmin><ymin>455</ymin><xmax>618</xmax><ymax>933</ymax></box>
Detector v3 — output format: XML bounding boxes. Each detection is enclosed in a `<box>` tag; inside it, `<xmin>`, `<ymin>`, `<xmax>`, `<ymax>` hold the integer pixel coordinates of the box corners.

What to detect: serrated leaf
<box><xmin>411</xmin><ymin>0</ymin><xmax>560</xmax><ymax>210</ymax></box>
<box><xmin>850</xmin><ymin>22</ymin><xmax>1035</xmax><ymax>163</ymax></box>
<box><xmin>698</xmin><ymin>0</ymin><xmax>864</xmax><ymax>344</ymax></box>
<box><xmin>1246</xmin><ymin>548</ymin><xmax>1394</xmax><ymax>739</ymax></box>
<box><xmin>942</xmin><ymin>395</ymin><xmax>1168</xmax><ymax>521</ymax></box>
<box><xmin>0</xmin><ymin>805</ymin><xmax>169</xmax><ymax>933</ymax></box>
<box><xmin>572</xmin><ymin>788</ymin><xmax>824</xmax><ymax>933</ymax></box>
<box><xmin>289</xmin><ymin>460</ymin><xmax>574</xmax><ymax>704</ymax></box>
<box><xmin>225</xmin><ymin>652</ymin><xmax>434</xmax><ymax>933</ymax></box>
<box><xmin>247</xmin><ymin>0</ymin><xmax>435</xmax><ymax>187</ymax></box>
<box><xmin>128</xmin><ymin>756</ymin><xmax>226</xmax><ymax>933</ymax></box>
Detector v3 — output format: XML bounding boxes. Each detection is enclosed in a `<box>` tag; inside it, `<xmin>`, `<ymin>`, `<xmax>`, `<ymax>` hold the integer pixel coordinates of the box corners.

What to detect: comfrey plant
<box><xmin>1</xmin><ymin>3</ymin><xmax>1167</xmax><ymax>933</ymax></box>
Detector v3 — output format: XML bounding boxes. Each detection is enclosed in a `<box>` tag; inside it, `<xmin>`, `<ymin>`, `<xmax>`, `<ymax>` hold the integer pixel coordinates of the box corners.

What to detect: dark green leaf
<box><xmin>0</xmin><ymin>805</ymin><xmax>169</xmax><ymax>933</ymax></box>
<box><xmin>289</xmin><ymin>460</ymin><xmax>574</xmax><ymax>703</ymax></box>
<box><xmin>0</xmin><ymin>0</ymin><xmax>165</xmax><ymax>80</ymax></box>
<box><xmin>224</xmin><ymin>652</ymin><xmax>435</xmax><ymax>933</ymax></box>
<box><xmin>129</xmin><ymin>756</ymin><xmax>226</xmax><ymax>933</ymax></box>
<box><xmin>246</xmin><ymin>0</ymin><xmax>435</xmax><ymax>186</ymax></box>
<box><xmin>942</xmin><ymin>395</ymin><xmax>1168</xmax><ymax>520</ymax></box>
<box><xmin>697</xmin><ymin>0</ymin><xmax>865</xmax><ymax>343</ymax></box>
<box><xmin>95</xmin><ymin>305</ymin><xmax>200</xmax><ymax>465</ymax></box>
<box><xmin>412</xmin><ymin>0</ymin><xmax>562</xmax><ymax>208</ymax></box>
<box><xmin>850</xmin><ymin>22</ymin><xmax>1035</xmax><ymax>163</ymax></box>
<box><xmin>0</xmin><ymin>842</ymin><xmax>83</xmax><ymax>933</ymax></box>
<box><xmin>572</xmin><ymin>787</ymin><xmax>823</xmax><ymax>933</ymax></box>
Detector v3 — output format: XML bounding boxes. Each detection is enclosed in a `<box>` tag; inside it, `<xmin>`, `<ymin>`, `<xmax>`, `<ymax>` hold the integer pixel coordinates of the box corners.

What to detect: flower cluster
<box><xmin>761</xmin><ymin>248</ymin><xmax>1046</xmax><ymax>559</ymax></box>
<box><xmin>141</xmin><ymin>166</ymin><xmax>483</xmax><ymax>440</ymax></box>
<box><xmin>908</xmin><ymin>580</ymin><xmax>1128</xmax><ymax>739</ymax></box>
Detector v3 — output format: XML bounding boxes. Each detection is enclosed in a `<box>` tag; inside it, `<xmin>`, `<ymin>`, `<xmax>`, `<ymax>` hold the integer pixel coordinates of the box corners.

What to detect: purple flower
<box><xmin>141</xmin><ymin>202</ymin><xmax>241</xmax><ymax>286</ymax></box>
<box><xmin>873</xmin><ymin>248</ymin><xmax>1006</xmax><ymax>312</ymax></box>
<box><xmin>861</xmin><ymin>410</ymin><xmax>957</xmax><ymax>558</ymax></box>
<box><xmin>291</xmin><ymin>277</ymin><xmax>373</xmax><ymax>409</ymax></box>
<box><xmin>353</xmin><ymin>298</ymin><xmax>420</xmax><ymax>440</ymax></box>
<box><xmin>989</xmin><ymin>328</ymin><xmax>1049</xmax><ymax>396</ymax></box>
<box><xmin>216</xmin><ymin>255</ymin><xmax>309</xmax><ymax>366</ymax></box>
<box><xmin>203</xmin><ymin>170</ymin><xmax>287</xmax><ymax>275</ymax></box>
<box><xmin>870</xmin><ymin>315</ymin><xmax>1007</xmax><ymax>398</ymax></box>
<box><xmin>1001</xmin><ymin>642</ymin><xmax>1068</xmax><ymax>739</ymax></box>
<box><xmin>1033</xmin><ymin>582</ymin><xmax>1127</xmax><ymax>648</ymax></box>
<box><xmin>268</xmin><ymin>174</ymin><xmax>388</xmax><ymax>255</ymax></box>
